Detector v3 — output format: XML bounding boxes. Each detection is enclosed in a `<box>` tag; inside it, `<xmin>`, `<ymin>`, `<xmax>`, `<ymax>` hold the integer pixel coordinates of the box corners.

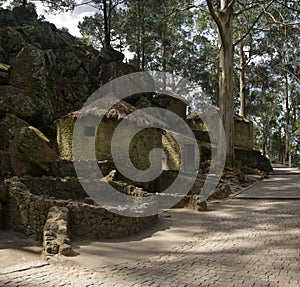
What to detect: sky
<box><xmin>35</xmin><ymin>2</ymin><xmax>97</xmax><ymax>37</ymax></box>
<box><xmin>2</xmin><ymin>1</ymin><xmax>97</xmax><ymax>37</ymax></box>
<box><xmin>3</xmin><ymin>1</ymin><xmax>133</xmax><ymax>59</ymax></box>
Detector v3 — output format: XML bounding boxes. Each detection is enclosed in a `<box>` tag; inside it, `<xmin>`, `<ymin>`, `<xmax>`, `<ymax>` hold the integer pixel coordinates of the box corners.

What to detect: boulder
<box><xmin>0</xmin><ymin>184</ymin><xmax>8</xmax><ymax>203</ymax></box>
<box><xmin>99</xmin><ymin>61</ymin><xmax>138</xmax><ymax>86</ymax></box>
<box><xmin>0</xmin><ymin>86</ymin><xmax>39</xmax><ymax>120</ymax></box>
<box><xmin>0</xmin><ymin>201</ymin><xmax>3</xmax><ymax>228</ymax></box>
<box><xmin>208</xmin><ymin>182</ymin><xmax>231</xmax><ymax>200</ymax></box>
<box><xmin>0</xmin><ymin>71</ymin><xmax>9</xmax><ymax>85</ymax></box>
<box><xmin>0</xmin><ymin>9</ymin><xmax>17</xmax><ymax>27</ymax></box>
<box><xmin>0</xmin><ymin>151</ymin><xmax>10</xmax><ymax>178</ymax></box>
<box><xmin>235</xmin><ymin>149</ymin><xmax>273</xmax><ymax>173</ymax></box>
<box><xmin>18</xmin><ymin>21</ymin><xmax>73</xmax><ymax>51</ymax></box>
<box><xmin>0</xmin><ymin>114</ymin><xmax>29</xmax><ymax>150</ymax></box>
<box><xmin>0</xmin><ymin>27</ymin><xmax>25</xmax><ymax>65</ymax></box>
<box><xmin>12</xmin><ymin>6</ymin><xmax>38</xmax><ymax>26</ymax></box>
<box><xmin>100</xmin><ymin>46</ymin><xmax>124</xmax><ymax>64</ymax></box>
<box><xmin>0</xmin><ymin>45</ymin><xmax>7</xmax><ymax>63</ymax></box>
<box><xmin>10</xmin><ymin>45</ymin><xmax>55</xmax><ymax>125</ymax></box>
<box><xmin>8</xmin><ymin>125</ymin><xmax>57</xmax><ymax>176</ymax></box>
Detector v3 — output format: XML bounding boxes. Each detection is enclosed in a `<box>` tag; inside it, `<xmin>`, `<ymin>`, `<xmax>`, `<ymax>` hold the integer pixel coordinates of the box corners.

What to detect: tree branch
<box><xmin>234</xmin><ymin>0</ymin><xmax>275</xmax><ymax>47</ymax></box>
<box><xmin>274</xmin><ymin>0</ymin><xmax>300</xmax><ymax>13</ymax></box>
<box><xmin>206</xmin><ymin>0</ymin><xmax>225</xmax><ymax>45</ymax></box>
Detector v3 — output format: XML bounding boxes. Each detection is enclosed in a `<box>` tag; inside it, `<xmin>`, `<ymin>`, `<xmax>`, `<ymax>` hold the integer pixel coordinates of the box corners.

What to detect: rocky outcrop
<box><xmin>8</xmin><ymin>125</ymin><xmax>57</xmax><ymax>176</ymax></box>
<box><xmin>0</xmin><ymin>114</ymin><xmax>56</xmax><ymax>176</ymax></box>
<box><xmin>0</xmin><ymin>63</ymin><xmax>10</xmax><ymax>85</ymax></box>
<box><xmin>0</xmin><ymin>8</ymin><xmax>101</xmax><ymax>134</ymax></box>
<box><xmin>235</xmin><ymin>149</ymin><xmax>273</xmax><ymax>173</ymax></box>
<box><xmin>0</xmin><ymin>7</ymin><xmax>142</xmax><ymax>178</ymax></box>
<box><xmin>0</xmin><ymin>185</ymin><xmax>8</xmax><ymax>228</ymax></box>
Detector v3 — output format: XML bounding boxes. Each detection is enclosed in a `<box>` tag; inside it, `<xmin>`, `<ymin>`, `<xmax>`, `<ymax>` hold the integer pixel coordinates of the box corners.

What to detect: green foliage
<box><xmin>6</xmin><ymin>0</ymin><xmax>36</xmax><ymax>10</ymax></box>
<box><xmin>77</xmin><ymin>0</ymin><xmax>219</xmax><ymax>103</ymax></box>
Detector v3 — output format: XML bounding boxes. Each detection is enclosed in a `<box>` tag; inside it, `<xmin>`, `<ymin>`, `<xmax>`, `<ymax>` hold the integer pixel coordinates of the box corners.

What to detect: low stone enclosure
<box><xmin>0</xmin><ymin>173</ymin><xmax>159</xmax><ymax>257</ymax></box>
<box><xmin>0</xmin><ymin>155</ymin><xmax>271</xmax><ymax>230</ymax></box>
<box><xmin>2</xmin><ymin>176</ymin><xmax>157</xmax><ymax>240</ymax></box>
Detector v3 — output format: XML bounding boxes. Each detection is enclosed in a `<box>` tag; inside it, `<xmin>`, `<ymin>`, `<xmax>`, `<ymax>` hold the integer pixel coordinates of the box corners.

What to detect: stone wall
<box><xmin>3</xmin><ymin>177</ymin><xmax>158</xmax><ymax>241</ymax></box>
<box><xmin>162</xmin><ymin>133</ymin><xmax>181</xmax><ymax>170</ymax></box>
<box><xmin>57</xmin><ymin>117</ymin><xmax>162</xmax><ymax>172</ymax></box>
<box><xmin>234</xmin><ymin>117</ymin><xmax>253</xmax><ymax>150</ymax></box>
<box><xmin>43</xmin><ymin>206</ymin><xmax>72</xmax><ymax>258</ymax></box>
<box><xmin>187</xmin><ymin>114</ymin><xmax>254</xmax><ymax>151</ymax></box>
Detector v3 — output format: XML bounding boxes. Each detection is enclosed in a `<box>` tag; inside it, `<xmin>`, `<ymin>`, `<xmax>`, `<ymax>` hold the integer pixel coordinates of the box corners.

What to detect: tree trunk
<box><xmin>218</xmin><ymin>7</ymin><xmax>235</xmax><ymax>167</ymax></box>
<box><xmin>278</xmin><ymin>126</ymin><xmax>283</xmax><ymax>163</ymax></box>
<box><xmin>239</xmin><ymin>41</ymin><xmax>246</xmax><ymax>117</ymax></box>
<box><xmin>262</xmin><ymin>130</ymin><xmax>266</xmax><ymax>157</ymax></box>
<box><xmin>102</xmin><ymin>0</ymin><xmax>110</xmax><ymax>48</ymax></box>
<box><xmin>284</xmin><ymin>75</ymin><xmax>290</xmax><ymax>165</ymax></box>
<box><xmin>206</xmin><ymin>0</ymin><xmax>235</xmax><ymax>167</ymax></box>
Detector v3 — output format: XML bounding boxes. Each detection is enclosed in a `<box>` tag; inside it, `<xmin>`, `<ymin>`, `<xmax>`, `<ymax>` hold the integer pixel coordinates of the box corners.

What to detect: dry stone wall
<box><xmin>4</xmin><ymin>177</ymin><xmax>158</xmax><ymax>241</ymax></box>
<box><xmin>43</xmin><ymin>206</ymin><xmax>72</xmax><ymax>258</ymax></box>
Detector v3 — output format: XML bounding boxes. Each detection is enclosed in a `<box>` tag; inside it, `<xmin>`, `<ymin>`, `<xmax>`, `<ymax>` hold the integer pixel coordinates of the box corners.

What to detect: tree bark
<box><xmin>102</xmin><ymin>0</ymin><xmax>111</xmax><ymax>48</ymax></box>
<box><xmin>239</xmin><ymin>41</ymin><xmax>246</xmax><ymax>117</ymax></box>
<box><xmin>262</xmin><ymin>129</ymin><xmax>266</xmax><ymax>157</ymax></box>
<box><xmin>206</xmin><ymin>0</ymin><xmax>235</xmax><ymax>167</ymax></box>
<box><xmin>218</xmin><ymin>6</ymin><xmax>235</xmax><ymax>167</ymax></box>
<box><xmin>284</xmin><ymin>74</ymin><xmax>290</xmax><ymax>165</ymax></box>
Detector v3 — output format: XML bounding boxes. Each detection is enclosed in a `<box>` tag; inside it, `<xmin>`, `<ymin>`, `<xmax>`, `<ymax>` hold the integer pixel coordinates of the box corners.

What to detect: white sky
<box><xmin>35</xmin><ymin>2</ymin><xmax>97</xmax><ymax>37</ymax></box>
<box><xmin>2</xmin><ymin>1</ymin><xmax>97</xmax><ymax>37</ymax></box>
<box><xmin>3</xmin><ymin>1</ymin><xmax>133</xmax><ymax>59</ymax></box>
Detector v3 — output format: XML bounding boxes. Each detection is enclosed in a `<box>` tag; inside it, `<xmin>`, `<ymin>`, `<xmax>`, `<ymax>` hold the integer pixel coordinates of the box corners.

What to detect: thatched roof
<box><xmin>187</xmin><ymin>107</ymin><xmax>252</xmax><ymax>124</ymax></box>
<box><xmin>60</xmin><ymin>97</ymin><xmax>168</xmax><ymax>128</ymax></box>
<box><xmin>68</xmin><ymin>99</ymin><xmax>136</xmax><ymax>121</ymax></box>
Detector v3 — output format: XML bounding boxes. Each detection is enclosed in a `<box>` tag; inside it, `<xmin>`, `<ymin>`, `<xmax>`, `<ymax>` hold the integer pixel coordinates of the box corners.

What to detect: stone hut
<box><xmin>186</xmin><ymin>109</ymin><xmax>254</xmax><ymax>151</ymax></box>
<box><xmin>233</xmin><ymin>114</ymin><xmax>253</xmax><ymax>150</ymax></box>
<box><xmin>56</xmin><ymin>98</ymin><xmax>163</xmax><ymax>172</ymax></box>
<box><xmin>153</xmin><ymin>94</ymin><xmax>191</xmax><ymax>171</ymax></box>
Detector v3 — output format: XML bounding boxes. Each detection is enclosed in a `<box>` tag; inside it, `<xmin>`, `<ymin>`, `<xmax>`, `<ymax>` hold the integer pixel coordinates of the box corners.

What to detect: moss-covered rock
<box><xmin>0</xmin><ymin>46</ymin><xmax>8</xmax><ymax>63</ymax></box>
<box><xmin>17</xmin><ymin>21</ymin><xmax>74</xmax><ymax>51</ymax></box>
<box><xmin>8</xmin><ymin>125</ymin><xmax>57</xmax><ymax>176</ymax></box>
<box><xmin>235</xmin><ymin>149</ymin><xmax>273</xmax><ymax>172</ymax></box>
<box><xmin>12</xmin><ymin>6</ymin><xmax>38</xmax><ymax>26</ymax></box>
<box><xmin>0</xmin><ymin>114</ymin><xmax>56</xmax><ymax>176</ymax></box>
<box><xmin>0</xmin><ymin>27</ymin><xmax>25</xmax><ymax>65</ymax></box>
<box><xmin>0</xmin><ymin>150</ymin><xmax>10</xmax><ymax>178</ymax></box>
<box><xmin>0</xmin><ymin>201</ymin><xmax>4</xmax><ymax>228</ymax></box>
<box><xmin>0</xmin><ymin>71</ymin><xmax>9</xmax><ymax>85</ymax></box>
<box><xmin>0</xmin><ymin>86</ymin><xmax>39</xmax><ymax>120</ymax></box>
<box><xmin>100</xmin><ymin>46</ymin><xmax>124</xmax><ymax>64</ymax></box>
<box><xmin>99</xmin><ymin>61</ymin><xmax>138</xmax><ymax>86</ymax></box>
<box><xmin>10</xmin><ymin>45</ymin><xmax>55</xmax><ymax>125</ymax></box>
<box><xmin>0</xmin><ymin>7</ymin><xmax>145</xmax><ymax>180</ymax></box>
<box><xmin>0</xmin><ymin>114</ymin><xmax>28</xmax><ymax>150</ymax></box>
<box><xmin>0</xmin><ymin>9</ymin><xmax>17</xmax><ymax>27</ymax></box>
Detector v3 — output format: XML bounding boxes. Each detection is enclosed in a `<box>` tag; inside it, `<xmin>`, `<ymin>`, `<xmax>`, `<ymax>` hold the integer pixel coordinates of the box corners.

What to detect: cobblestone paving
<box><xmin>1</xmin><ymin>169</ymin><xmax>299</xmax><ymax>287</ymax></box>
<box><xmin>234</xmin><ymin>167</ymin><xmax>300</xmax><ymax>199</ymax></box>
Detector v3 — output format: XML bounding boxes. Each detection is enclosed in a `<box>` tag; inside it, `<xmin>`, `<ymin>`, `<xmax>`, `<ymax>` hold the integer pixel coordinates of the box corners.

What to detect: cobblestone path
<box><xmin>1</xmin><ymin>168</ymin><xmax>299</xmax><ymax>287</ymax></box>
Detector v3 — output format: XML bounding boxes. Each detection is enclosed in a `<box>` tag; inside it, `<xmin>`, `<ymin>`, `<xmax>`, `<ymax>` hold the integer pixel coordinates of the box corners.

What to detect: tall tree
<box><xmin>196</xmin><ymin>0</ymin><xmax>299</xmax><ymax>166</ymax></box>
<box><xmin>204</xmin><ymin>0</ymin><xmax>235</xmax><ymax>167</ymax></box>
<box><xmin>41</xmin><ymin>0</ymin><xmax>124</xmax><ymax>48</ymax></box>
